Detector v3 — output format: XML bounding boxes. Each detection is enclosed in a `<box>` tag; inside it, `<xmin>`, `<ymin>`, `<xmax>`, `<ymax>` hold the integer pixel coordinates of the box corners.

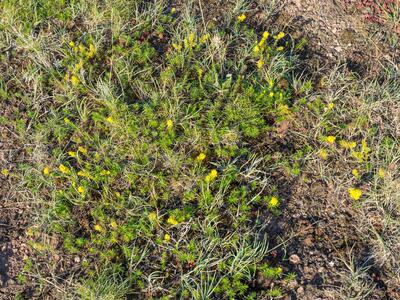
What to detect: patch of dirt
<box><xmin>343</xmin><ymin>0</ymin><xmax>400</xmax><ymax>30</ymax></box>
<box><xmin>276</xmin><ymin>0</ymin><xmax>399</xmax><ymax>76</ymax></box>
<box><xmin>173</xmin><ymin>0</ymin><xmax>399</xmax><ymax>76</ymax></box>
<box><xmin>251</xmin><ymin>114</ymin><xmax>398</xmax><ymax>299</ymax></box>
<box><xmin>254</xmin><ymin>123</ymin><xmax>395</xmax><ymax>299</ymax></box>
<box><xmin>0</xmin><ymin>127</ymin><xmax>31</xmax><ymax>298</ymax></box>
<box><xmin>277</xmin><ymin>177</ymin><xmax>396</xmax><ymax>299</ymax></box>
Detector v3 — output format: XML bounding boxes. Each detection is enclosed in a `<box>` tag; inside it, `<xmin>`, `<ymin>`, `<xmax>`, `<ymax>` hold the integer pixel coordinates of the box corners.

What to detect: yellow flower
<box><xmin>196</xmin><ymin>153</ymin><xmax>206</xmax><ymax>161</ymax></box>
<box><xmin>167</xmin><ymin>215</ymin><xmax>179</xmax><ymax>226</ymax></box>
<box><xmin>43</xmin><ymin>167</ymin><xmax>50</xmax><ymax>176</ymax></box>
<box><xmin>106</xmin><ymin>116</ymin><xmax>114</xmax><ymax>123</ymax></box>
<box><xmin>361</xmin><ymin>140</ymin><xmax>370</xmax><ymax>157</ymax></box>
<box><xmin>100</xmin><ymin>170</ymin><xmax>111</xmax><ymax>176</ymax></box>
<box><xmin>77</xmin><ymin>170</ymin><xmax>90</xmax><ymax>177</ymax></box>
<box><xmin>253</xmin><ymin>45</ymin><xmax>260</xmax><ymax>53</ymax></box>
<box><xmin>78</xmin><ymin>146</ymin><xmax>88</xmax><ymax>155</ymax></box>
<box><xmin>184</xmin><ymin>33</ymin><xmax>196</xmax><ymax>49</ymax></box>
<box><xmin>78</xmin><ymin>44</ymin><xmax>86</xmax><ymax>54</ymax></box>
<box><xmin>171</xmin><ymin>7</ymin><xmax>176</xmax><ymax>13</ymax></box>
<box><xmin>257</xmin><ymin>59</ymin><xmax>264</xmax><ymax>69</ymax></box>
<box><xmin>166</xmin><ymin>119</ymin><xmax>173</xmax><ymax>129</ymax></box>
<box><xmin>94</xmin><ymin>153</ymin><xmax>101</xmax><ymax>161</ymax></box>
<box><xmin>69</xmin><ymin>41</ymin><xmax>75</xmax><ymax>47</ymax></box>
<box><xmin>148</xmin><ymin>212</ymin><xmax>158</xmax><ymax>222</ymax></box>
<box><xmin>110</xmin><ymin>221</ymin><xmax>118</xmax><ymax>229</ymax></box>
<box><xmin>94</xmin><ymin>224</ymin><xmax>103</xmax><ymax>232</ymax></box>
<box><xmin>274</xmin><ymin>31</ymin><xmax>285</xmax><ymax>40</ymax></box>
<box><xmin>188</xmin><ymin>33</ymin><xmax>195</xmax><ymax>45</ymax></box>
<box><xmin>327</xmin><ymin>103</ymin><xmax>334</xmax><ymax>109</ymax></box>
<box><xmin>59</xmin><ymin>164</ymin><xmax>70</xmax><ymax>174</ymax></box>
<box><xmin>64</xmin><ymin>117</ymin><xmax>72</xmax><ymax>124</ymax></box>
<box><xmin>77</xmin><ymin>186</ymin><xmax>85</xmax><ymax>194</ymax></box>
<box><xmin>86</xmin><ymin>44</ymin><xmax>96</xmax><ymax>59</ymax></box>
<box><xmin>351</xmin><ymin>141</ymin><xmax>370</xmax><ymax>163</ymax></box>
<box><xmin>68</xmin><ymin>151</ymin><xmax>77</xmax><ymax>157</ymax></box>
<box><xmin>319</xmin><ymin>149</ymin><xmax>328</xmax><ymax>160</ymax></box>
<box><xmin>348</xmin><ymin>188</ymin><xmax>362</xmax><ymax>200</ymax></box>
<box><xmin>164</xmin><ymin>233</ymin><xmax>171</xmax><ymax>242</ymax></box>
<box><xmin>172</xmin><ymin>43</ymin><xmax>182</xmax><ymax>51</ymax></box>
<box><xmin>277</xmin><ymin>46</ymin><xmax>284</xmax><ymax>51</ymax></box>
<box><xmin>278</xmin><ymin>104</ymin><xmax>290</xmax><ymax>115</ymax></box>
<box><xmin>351</xmin><ymin>169</ymin><xmax>360</xmax><ymax>179</ymax></box>
<box><xmin>1</xmin><ymin>169</ymin><xmax>9</xmax><ymax>177</ymax></box>
<box><xmin>70</xmin><ymin>75</ymin><xmax>80</xmax><ymax>86</ymax></box>
<box><xmin>237</xmin><ymin>14</ymin><xmax>246</xmax><ymax>22</ymax></box>
<box><xmin>200</xmin><ymin>34</ymin><xmax>210</xmax><ymax>43</ymax></box>
<box><xmin>325</xmin><ymin>136</ymin><xmax>336</xmax><ymax>144</ymax></box>
<box><xmin>263</xmin><ymin>31</ymin><xmax>270</xmax><ymax>39</ymax></box>
<box><xmin>269</xmin><ymin>196</ymin><xmax>279</xmax><ymax>208</ymax></box>
<box><xmin>74</xmin><ymin>59</ymin><xmax>83</xmax><ymax>72</ymax></box>
<box><xmin>26</xmin><ymin>227</ymin><xmax>35</xmax><ymax>237</ymax></box>
<box><xmin>378</xmin><ymin>168</ymin><xmax>385</xmax><ymax>178</ymax></box>
<box><xmin>351</xmin><ymin>151</ymin><xmax>363</xmax><ymax>162</ymax></box>
<box><xmin>205</xmin><ymin>169</ymin><xmax>218</xmax><ymax>182</ymax></box>
<box><xmin>339</xmin><ymin>140</ymin><xmax>357</xmax><ymax>149</ymax></box>
<box><xmin>268</xmin><ymin>79</ymin><xmax>274</xmax><ymax>88</ymax></box>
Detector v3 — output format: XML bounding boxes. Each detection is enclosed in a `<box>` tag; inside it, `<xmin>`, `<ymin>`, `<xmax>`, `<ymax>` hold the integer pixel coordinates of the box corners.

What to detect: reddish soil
<box><xmin>343</xmin><ymin>0</ymin><xmax>400</xmax><ymax>28</ymax></box>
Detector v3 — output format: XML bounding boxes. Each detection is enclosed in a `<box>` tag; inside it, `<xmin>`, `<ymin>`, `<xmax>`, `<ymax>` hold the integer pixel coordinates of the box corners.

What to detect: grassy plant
<box><xmin>2</xmin><ymin>0</ymin><xmax>399</xmax><ymax>299</ymax></box>
<box><xmin>0</xmin><ymin>0</ymin><xmax>303</xmax><ymax>298</ymax></box>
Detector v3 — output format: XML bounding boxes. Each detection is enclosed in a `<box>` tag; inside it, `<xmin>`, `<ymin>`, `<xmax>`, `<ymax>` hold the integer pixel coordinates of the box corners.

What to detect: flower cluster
<box><xmin>253</xmin><ymin>31</ymin><xmax>286</xmax><ymax>69</ymax></box>
<box><xmin>64</xmin><ymin>41</ymin><xmax>97</xmax><ymax>87</ymax></box>
<box><xmin>205</xmin><ymin>169</ymin><xmax>218</xmax><ymax>182</ymax></box>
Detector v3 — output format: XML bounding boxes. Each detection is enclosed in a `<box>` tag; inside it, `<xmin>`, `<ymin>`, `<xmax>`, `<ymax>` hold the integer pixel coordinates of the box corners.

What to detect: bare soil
<box><xmin>0</xmin><ymin>114</ymin><xmax>32</xmax><ymax>298</ymax></box>
<box><xmin>277</xmin><ymin>0</ymin><xmax>399</xmax><ymax>76</ymax></box>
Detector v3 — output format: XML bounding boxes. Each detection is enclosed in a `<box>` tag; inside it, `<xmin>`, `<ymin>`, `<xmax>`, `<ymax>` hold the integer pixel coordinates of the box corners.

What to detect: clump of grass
<box><xmin>0</xmin><ymin>0</ymin><xmax>302</xmax><ymax>298</ymax></box>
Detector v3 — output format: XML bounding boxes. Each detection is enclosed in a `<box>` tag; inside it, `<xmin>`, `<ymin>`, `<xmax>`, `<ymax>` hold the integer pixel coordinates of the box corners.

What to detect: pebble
<box><xmin>303</xmin><ymin>236</ymin><xmax>313</xmax><ymax>247</ymax></box>
<box><xmin>289</xmin><ymin>254</ymin><xmax>301</xmax><ymax>265</ymax></box>
<box><xmin>297</xmin><ymin>286</ymin><xmax>304</xmax><ymax>294</ymax></box>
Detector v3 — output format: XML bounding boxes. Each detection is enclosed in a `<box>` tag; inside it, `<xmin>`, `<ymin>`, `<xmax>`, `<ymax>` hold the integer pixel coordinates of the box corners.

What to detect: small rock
<box><xmin>289</xmin><ymin>254</ymin><xmax>301</xmax><ymax>265</ymax></box>
<box><xmin>303</xmin><ymin>236</ymin><xmax>313</xmax><ymax>247</ymax></box>
<box><xmin>335</xmin><ymin>46</ymin><xmax>343</xmax><ymax>52</ymax></box>
<box><xmin>261</xmin><ymin>279</ymin><xmax>272</xmax><ymax>289</ymax></box>
<box><xmin>297</xmin><ymin>286</ymin><xmax>304</xmax><ymax>295</ymax></box>
<box><xmin>7</xmin><ymin>279</ymin><xmax>15</xmax><ymax>285</ymax></box>
<box><xmin>303</xmin><ymin>266</ymin><xmax>314</xmax><ymax>280</ymax></box>
<box><xmin>287</xmin><ymin>280</ymin><xmax>299</xmax><ymax>290</ymax></box>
